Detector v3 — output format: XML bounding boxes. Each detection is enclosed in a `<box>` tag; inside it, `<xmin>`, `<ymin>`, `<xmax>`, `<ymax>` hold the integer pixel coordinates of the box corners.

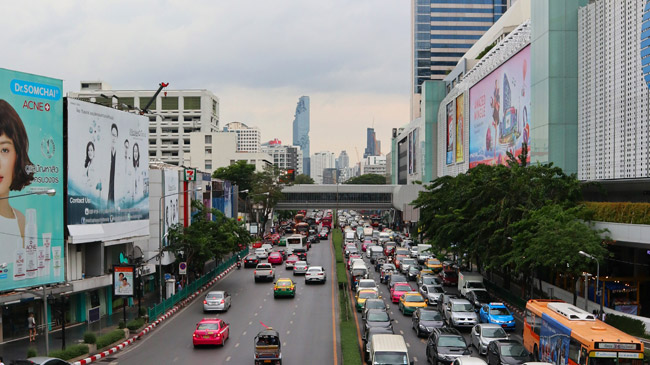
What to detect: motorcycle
<box><xmin>237</xmin><ymin>260</ymin><xmax>241</xmax><ymax>269</ymax></box>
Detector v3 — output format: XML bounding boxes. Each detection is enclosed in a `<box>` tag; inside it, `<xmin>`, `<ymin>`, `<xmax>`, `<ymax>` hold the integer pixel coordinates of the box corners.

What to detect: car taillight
<box><xmin>254</xmin><ymin>270</ymin><xmax>257</xmax><ymax>274</ymax></box>
<box><xmin>220</xmin><ymin>299</ymin><xmax>225</xmax><ymax>304</ymax></box>
<box><xmin>203</xmin><ymin>300</ymin><xmax>207</xmax><ymax>304</ymax></box>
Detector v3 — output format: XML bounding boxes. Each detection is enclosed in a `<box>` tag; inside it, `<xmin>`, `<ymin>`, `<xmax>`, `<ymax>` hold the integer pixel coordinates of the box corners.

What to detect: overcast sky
<box><xmin>2</xmin><ymin>1</ymin><xmax>410</xmax><ymax>164</ymax></box>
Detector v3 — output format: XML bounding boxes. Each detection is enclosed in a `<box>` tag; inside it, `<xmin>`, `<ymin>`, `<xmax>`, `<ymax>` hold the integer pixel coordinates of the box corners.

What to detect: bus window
<box><xmin>525</xmin><ymin>310</ymin><xmax>541</xmax><ymax>335</ymax></box>
<box><xmin>569</xmin><ymin>338</ymin><xmax>581</xmax><ymax>364</ymax></box>
<box><xmin>579</xmin><ymin>347</ymin><xmax>587</xmax><ymax>365</ymax></box>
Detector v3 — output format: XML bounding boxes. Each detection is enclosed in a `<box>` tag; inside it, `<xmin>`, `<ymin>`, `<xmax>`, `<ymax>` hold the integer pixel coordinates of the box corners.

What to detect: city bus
<box><xmin>286</xmin><ymin>234</ymin><xmax>305</xmax><ymax>253</ymax></box>
<box><xmin>523</xmin><ymin>299</ymin><xmax>644</xmax><ymax>365</ymax></box>
<box><xmin>321</xmin><ymin>215</ymin><xmax>332</xmax><ymax>229</ymax></box>
<box><xmin>296</xmin><ymin>222</ymin><xmax>310</xmax><ymax>237</ymax></box>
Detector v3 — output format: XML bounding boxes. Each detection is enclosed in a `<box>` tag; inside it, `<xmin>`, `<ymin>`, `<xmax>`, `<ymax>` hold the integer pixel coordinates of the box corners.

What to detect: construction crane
<box><xmin>354</xmin><ymin>146</ymin><xmax>361</xmax><ymax>164</ymax></box>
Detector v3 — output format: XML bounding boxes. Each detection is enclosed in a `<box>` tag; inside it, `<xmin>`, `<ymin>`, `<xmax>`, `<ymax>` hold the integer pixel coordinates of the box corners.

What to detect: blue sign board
<box><xmin>539</xmin><ymin>313</ymin><xmax>571</xmax><ymax>365</ymax></box>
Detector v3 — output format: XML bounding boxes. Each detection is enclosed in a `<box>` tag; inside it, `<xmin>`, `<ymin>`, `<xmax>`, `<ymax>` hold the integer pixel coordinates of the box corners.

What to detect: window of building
<box><xmin>205</xmin><ymin>160</ymin><xmax>212</xmax><ymax>170</ymax></box>
<box><xmin>140</xmin><ymin>97</ymin><xmax>156</xmax><ymax>110</ymax></box>
<box><xmin>120</xmin><ymin>97</ymin><xmax>134</xmax><ymax>108</ymax></box>
<box><xmin>205</xmin><ymin>147</ymin><xmax>212</xmax><ymax>155</ymax></box>
<box><xmin>162</xmin><ymin>96</ymin><xmax>179</xmax><ymax>110</ymax></box>
<box><xmin>184</xmin><ymin>96</ymin><xmax>201</xmax><ymax>110</ymax></box>
<box><xmin>205</xmin><ymin>135</ymin><xmax>212</xmax><ymax>144</ymax></box>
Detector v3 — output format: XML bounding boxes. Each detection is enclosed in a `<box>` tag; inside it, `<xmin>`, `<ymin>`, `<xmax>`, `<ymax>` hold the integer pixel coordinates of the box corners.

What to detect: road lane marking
<box><xmin>400</xmin><ymin>330</ymin><xmax>404</xmax><ymax>334</ymax></box>
<box><xmin>292</xmin><ymin>312</ymin><xmax>296</xmax><ymax>315</ymax></box>
<box><xmin>259</xmin><ymin>305</ymin><xmax>263</xmax><ymax>309</ymax></box>
<box><xmin>226</xmin><ymin>356</ymin><xmax>231</xmax><ymax>362</ymax></box>
<box><xmin>406</xmin><ymin>342</ymin><xmax>411</xmax><ymax>347</ymax></box>
<box><xmin>249</xmin><ymin>321</ymin><xmax>252</xmax><ymax>325</ymax></box>
<box><xmin>290</xmin><ymin>320</ymin><xmax>293</xmax><ymax>324</ymax></box>
<box><xmin>242</xmin><ymin>331</ymin><xmax>246</xmax><ymax>336</ymax></box>
<box><xmin>235</xmin><ymin>343</ymin><xmax>239</xmax><ymax>348</ymax></box>
<box><xmin>283</xmin><ymin>342</ymin><xmax>287</xmax><ymax>346</ymax></box>
<box><xmin>329</xmin><ymin>229</ymin><xmax>338</xmax><ymax>365</ymax></box>
<box><xmin>287</xmin><ymin>330</ymin><xmax>291</xmax><ymax>334</ymax></box>
<box><xmin>173</xmin><ymin>356</ymin><xmax>179</xmax><ymax>362</ymax></box>
<box><xmin>414</xmin><ymin>356</ymin><xmax>418</xmax><ymax>362</ymax></box>
<box><xmin>254</xmin><ymin>312</ymin><xmax>258</xmax><ymax>316</ymax></box>
<box><xmin>395</xmin><ymin>320</ymin><xmax>399</xmax><ymax>324</ymax></box>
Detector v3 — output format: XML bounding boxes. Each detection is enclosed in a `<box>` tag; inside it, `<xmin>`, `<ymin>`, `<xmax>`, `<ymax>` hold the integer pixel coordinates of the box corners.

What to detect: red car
<box><xmin>252</xmin><ymin>241</ymin><xmax>263</xmax><ymax>249</ymax></box>
<box><xmin>285</xmin><ymin>254</ymin><xmax>299</xmax><ymax>270</ymax></box>
<box><xmin>270</xmin><ymin>233</ymin><xmax>281</xmax><ymax>244</ymax></box>
<box><xmin>390</xmin><ymin>283</ymin><xmax>412</xmax><ymax>303</ymax></box>
<box><xmin>439</xmin><ymin>268</ymin><xmax>458</xmax><ymax>286</ymax></box>
<box><xmin>268</xmin><ymin>252</ymin><xmax>284</xmax><ymax>265</ymax></box>
<box><xmin>192</xmin><ymin>318</ymin><xmax>230</xmax><ymax>347</ymax></box>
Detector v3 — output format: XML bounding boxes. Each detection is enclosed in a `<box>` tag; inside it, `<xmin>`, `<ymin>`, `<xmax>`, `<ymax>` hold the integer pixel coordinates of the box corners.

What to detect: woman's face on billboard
<box><xmin>0</xmin><ymin>133</ymin><xmax>17</xmax><ymax>196</ymax></box>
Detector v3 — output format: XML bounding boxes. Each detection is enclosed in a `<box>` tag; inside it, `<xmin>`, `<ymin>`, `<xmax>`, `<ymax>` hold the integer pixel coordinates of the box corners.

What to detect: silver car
<box><xmin>445</xmin><ymin>298</ymin><xmax>479</xmax><ymax>328</ymax></box>
<box><xmin>254</xmin><ymin>248</ymin><xmax>268</xmax><ymax>259</ymax></box>
<box><xmin>293</xmin><ymin>261</ymin><xmax>308</xmax><ymax>275</ymax></box>
<box><xmin>305</xmin><ymin>266</ymin><xmax>327</xmax><ymax>283</ymax></box>
<box><xmin>420</xmin><ymin>284</ymin><xmax>445</xmax><ymax>306</ymax></box>
<box><xmin>203</xmin><ymin>290</ymin><xmax>232</xmax><ymax>312</ymax></box>
<box><xmin>471</xmin><ymin>323</ymin><xmax>509</xmax><ymax>355</ymax></box>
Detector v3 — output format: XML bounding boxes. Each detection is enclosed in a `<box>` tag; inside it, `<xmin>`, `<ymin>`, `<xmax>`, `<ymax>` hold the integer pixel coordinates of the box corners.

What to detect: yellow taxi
<box><xmin>425</xmin><ymin>258</ymin><xmax>443</xmax><ymax>273</ymax></box>
<box><xmin>273</xmin><ymin>278</ymin><xmax>296</xmax><ymax>298</ymax></box>
<box><xmin>355</xmin><ymin>289</ymin><xmax>380</xmax><ymax>312</ymax></box>
<box><xmin>398</xmin><ymin>291</ymin><xmax>427</xmax><ymax>315</ymax></box>
<box><xmin>417</xmin><ymin>268</ymin><xmax>435</xmax><ymax>282</ymax></box>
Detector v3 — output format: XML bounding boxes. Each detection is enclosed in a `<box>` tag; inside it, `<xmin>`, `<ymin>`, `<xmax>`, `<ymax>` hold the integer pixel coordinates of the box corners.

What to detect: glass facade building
<box><xmin>292</xmin><ymin>96</ymin><xmax>311</xmax><ymax>176</ymax></box>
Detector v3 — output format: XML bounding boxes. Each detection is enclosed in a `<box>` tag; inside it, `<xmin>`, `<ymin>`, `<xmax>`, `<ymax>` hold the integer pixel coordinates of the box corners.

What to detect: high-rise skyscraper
<box><xmin>310</xmin><ymin>151</ymin><xmax>335</xmax><ymax>184</ymax></box>
<box><xmin>292</xmin><ymin>96</ymin><xmax>310</xmax><ymax>175</ymax></box>
<box><xmin>336</xmin><ymin>150</ymin><xmax>350</xmax><ymax>170</ymax></box>
<box><xmin>364</xmin><ymin>128</ymin><xmax>381</xmax><ymax>158</ymax></box>
<box><xmin>411</xmin><ymin>0</ymin><xmax>511</xmax><ymax>118</ymax></box>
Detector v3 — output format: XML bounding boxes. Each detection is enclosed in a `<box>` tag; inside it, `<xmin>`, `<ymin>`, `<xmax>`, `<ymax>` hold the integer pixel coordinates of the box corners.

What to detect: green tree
<box><xmin>250</xmin><ymin>165</ymin><xmax>285</xmax><ymax>234</ymax></box>
<box><xmin>164</xmin><ymin>201</ymin><xmax>250</xmax><ymax>277</ymax></box>
<box><xmin>345</xmin><ymin>173</ymin><xmax>386</xmax><ymax>185</ymax></box>
<box><xmin>277</xmin><ymin>210</ymin><xmax>297</xmax><ymax>221</ymax></box>
<box><xmin>212</xmin><ymin>161</ymin><xmax>256</xmax><ymax>196</ymax></box>
<box><xmin>294</xmin><ymin>174</ymin><xmax>315</xmax><ymax>184</ymax></box>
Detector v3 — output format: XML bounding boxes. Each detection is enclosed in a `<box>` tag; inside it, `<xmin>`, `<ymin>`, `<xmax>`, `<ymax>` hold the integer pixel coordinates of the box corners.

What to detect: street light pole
<box><xmin>159</xmin><ymin>187</ymin><xmax>201</xmax><ymax>304</ymax></box>
<box><xmin>0</xmin><ymin>188</ymin><xmax>56</xmax><ymax>200</ymax></box>
<box><xmin>578</xmin><ymin>250</ymin><xmax>602</xmax><ymax>316</ymax></box>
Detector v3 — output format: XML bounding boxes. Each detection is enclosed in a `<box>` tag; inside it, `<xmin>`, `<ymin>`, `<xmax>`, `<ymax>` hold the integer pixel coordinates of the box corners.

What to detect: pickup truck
<box><xmin>254</xmin><ymin>263</ymin><xmax>275</xmax><ymax>282</ymax></box>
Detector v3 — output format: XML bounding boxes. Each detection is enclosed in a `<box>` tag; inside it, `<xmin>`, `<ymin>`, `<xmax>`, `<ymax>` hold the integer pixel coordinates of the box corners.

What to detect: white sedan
<box><xmin>293</xmin><ymin>261</ymin><xmax>308</xmax><ymax>275</ymax></box>
<box><xmin>254</xmin><ymin>248</ymin><xmax>268</xmax><ymax>259</ymax></box>
<box><xmin>305</xmin><ymin>266</ymin><xmax>327</xmax><ymax>284</ymax></box>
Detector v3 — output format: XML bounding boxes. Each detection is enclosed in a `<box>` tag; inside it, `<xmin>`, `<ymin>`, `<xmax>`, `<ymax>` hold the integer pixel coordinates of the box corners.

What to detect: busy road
<box><xmin>114</xmin><ymin>233</ymin><xmax>338</xmax><ymax>364</ymax></box>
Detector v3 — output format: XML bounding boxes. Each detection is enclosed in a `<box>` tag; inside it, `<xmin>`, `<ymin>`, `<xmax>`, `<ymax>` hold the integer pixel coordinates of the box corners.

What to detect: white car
<box><xmin>356</xmin><ymin>279</ymin><xmax>379</xmax><ymax>294</ymax></box>
<box><xmin>203</xmin><ymin>290</ymin><xmax>232</xmax><ymax>312</ymax></box>
<box><xmin>254</xmin><ymin>248</ymin><xmax>268</xmax><ymax>259</ymax></box>
<box><xmin>305</xmin><ymin>266</ymin><xmax>327</xmax><ymax>284</ymax></box>
<box><xmin>261</xmin><ymin>243</ymin><xmax>273</xmax><ymax>253</ymax></box>
<box><xmin>293</xmin><ymin>261</ymin><xmax>308</xmax><ymax>275</ymax></box>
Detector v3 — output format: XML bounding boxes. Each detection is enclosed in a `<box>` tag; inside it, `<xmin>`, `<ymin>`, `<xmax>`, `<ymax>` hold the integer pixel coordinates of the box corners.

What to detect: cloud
<box><xmin>1</xmin><ymin>0</ymin><xmax>410</xmax><ymax>159</ymax></box>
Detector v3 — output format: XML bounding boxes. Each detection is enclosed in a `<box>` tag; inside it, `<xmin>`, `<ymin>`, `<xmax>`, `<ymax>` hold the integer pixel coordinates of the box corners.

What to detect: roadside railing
<box><xmin>147</xmin><ymin>248</ymin><xmax>248</xmax><ymax>321</ymax></box>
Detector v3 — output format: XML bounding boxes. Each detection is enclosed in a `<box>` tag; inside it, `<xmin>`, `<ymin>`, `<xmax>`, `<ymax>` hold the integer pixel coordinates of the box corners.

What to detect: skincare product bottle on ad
<box><xmin>25</xmin><ymin>209</ymin><xmax>38</xmax><ymax>279</ymax></box>
<box><xmin>14</xmin><ymin>238</ymin><xmax>25</xmax><ymax>281</ymax></box>
<box><xmin>52</xmin><ymin>246</ymin><xmax>61</xmax><ymax>277</ymax></box>
<box><xmin>37</xmin><ymin>247</ymin><xmax>45</xmax><ymax>277</ymax></box>
<box><xmin>42</xmin><ymin>233</ymin><xmax>51</xmax><ymax>260</ymax></box>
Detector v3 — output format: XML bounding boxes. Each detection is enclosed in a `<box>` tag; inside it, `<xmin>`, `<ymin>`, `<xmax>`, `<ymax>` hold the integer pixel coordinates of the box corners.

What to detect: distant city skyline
<box><xmin>292</xmin><ymin>96</ymin><xmax>311</xmax><ymax>176</ymax></box>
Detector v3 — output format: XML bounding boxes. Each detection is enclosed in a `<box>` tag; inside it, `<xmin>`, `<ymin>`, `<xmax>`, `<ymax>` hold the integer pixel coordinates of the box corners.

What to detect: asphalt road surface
<box><xmin>115</xmin><ymin>235</ymin><xmax>338</xmax><ymax>364</ymax></box>
<box><xmin>350</xmin><ymin>246</ymin><xmax>525</xmax><ymax>364</ymax></box>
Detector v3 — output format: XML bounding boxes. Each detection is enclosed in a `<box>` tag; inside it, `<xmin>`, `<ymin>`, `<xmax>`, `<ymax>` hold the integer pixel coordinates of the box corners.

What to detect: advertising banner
<box><xmin>113</xmin><ymin>265</ymin><xmax>134</xmax><ymax>296</ymax></box>
<box><xmin>540</xmin><ymin>313</ymin><xmax>571</xmax><ymax>365</ymax></box>
<box><xmin>163</xmin><ymin>169</ymin><xmax>179</xmax><ymax>246</ymax></box>
<box><xmin>67</xmin><ymin>99</ymin><xmax>149</xmax><ymax>242</ymax></box>
<box><xmin>411</xmin><ymin>128</ymin><xmax>418</xmax><ymax>174</ymax></box>
<box><xmin>469</xmin><ymin>45</ymin><xmax>530</xmax><ymax>167</ymax></box>
<box><xmin>408</xmin><ymin>131</ymin><xmax>413</xmax><ymax>174</ymax></box>
<box><xmin>456</xmin><ymin>94</ymin><xmax>465</xmax><ymax>163</ymax></box>
<box><xmin>446</xmin><ymin>100</ymin><xmax>455</xmax><ymax>165</ymax></box>
<box><xmin>0</xmin><ymin>68</ymin><xmax>65</xmax><ymax>292</ymax></box>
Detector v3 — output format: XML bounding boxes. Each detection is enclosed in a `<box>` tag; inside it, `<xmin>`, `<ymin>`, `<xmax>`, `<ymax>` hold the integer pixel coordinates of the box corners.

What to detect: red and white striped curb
<box><xmin>73</xmin><ymin>264</ymin><xmax>236</xmax><ymax>365</ymax></box>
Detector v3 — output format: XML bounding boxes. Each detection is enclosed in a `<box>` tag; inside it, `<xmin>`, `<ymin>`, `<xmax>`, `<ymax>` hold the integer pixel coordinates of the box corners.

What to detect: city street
<box><xmin>353</xmin><ymin>252</ymin><xmax>525</xmax><ymax>364</ymax></box>
<box><xmin>114</xmin><ymin>237</ymin><xmax>338</xmax><ymax>364</ymax></box>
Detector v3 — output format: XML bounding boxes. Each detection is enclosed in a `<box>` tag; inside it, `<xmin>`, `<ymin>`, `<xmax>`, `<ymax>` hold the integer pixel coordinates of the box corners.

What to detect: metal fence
<box><xmin>147</xmin><ymin>248</ymin><xmax>248</xmax><ymax>321</ymax></box>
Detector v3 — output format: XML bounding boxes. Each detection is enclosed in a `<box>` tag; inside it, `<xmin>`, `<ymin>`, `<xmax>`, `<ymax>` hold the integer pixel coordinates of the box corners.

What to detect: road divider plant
<box><xmin>48</xmin><ymin>344</ymin><xmax>89</xmax><ymax>361</ymax></box>
<box><xmin>96</xmin><ymin>329</ymin><xmax>126</xmax><ymax>349</ymax></box>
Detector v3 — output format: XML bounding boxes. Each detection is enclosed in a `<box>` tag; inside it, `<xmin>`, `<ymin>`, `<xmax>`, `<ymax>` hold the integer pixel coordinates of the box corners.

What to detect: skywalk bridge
<box><xmin>276</xmin><ymin>184</ymin><xmax>424</xmax><ymax>211</ymax></box>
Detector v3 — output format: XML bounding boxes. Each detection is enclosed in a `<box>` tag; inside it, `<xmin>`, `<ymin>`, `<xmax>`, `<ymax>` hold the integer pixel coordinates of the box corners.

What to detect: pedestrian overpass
<box><xmin>276</xmin><ymin>184</ymin><xmax>425</xmax><ymax>211</ymax></box>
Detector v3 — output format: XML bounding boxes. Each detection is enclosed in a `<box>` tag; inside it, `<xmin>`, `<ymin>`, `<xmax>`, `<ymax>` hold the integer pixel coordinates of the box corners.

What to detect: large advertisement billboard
<box><xmin>0</xmin><ymin>68</ymin><xmax>65</xmax><ymax>291</ymax></box>
<box><xmin>163</xmin><ymin>169</ymin><xmax>179</xmax><ymax>246</ymax></box>
<box><xmin>456</xmin><ymin>94</ymin><xmax>465</xmax><ymax>163</ymax></box>
<box><xmin>446</xmin><ymin>100</ymin><xmax>455</xmax><ymax>165</ymax></box>
<box><xmin>469</xmin><ymin>45</ymin><xmax>531</xmax><ymax>167</ymax></box>
<box><xmin>67</xmin><ymin>99</ymin><xmax>149</xmax><ymax>242</ymax></box>
<box><xmin>540</xmin><ymin>313</ymin><xmax>571</xmax><ymax>365</ymax></box>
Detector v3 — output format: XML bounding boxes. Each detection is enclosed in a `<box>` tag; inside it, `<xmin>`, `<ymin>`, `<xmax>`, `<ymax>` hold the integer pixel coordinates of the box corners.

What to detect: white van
<box><xmin>345</xmin><ymin>231</ymin><xmax>356</xmax><ymax>243</ymax></box>
<box><xmin>458</xmin><ymin>272</ymin><xmax>485</xmax><ymax>297</ymax></box>
<box><xmin>286</xmin><ymin>234</ymin><xmax>305</xmax><ymax>253</ymax></box>
<box><xmin>350</xmin><ymin>261</ymin><xmax>368</xmax><ymax>279</ymax></box>
<box><xmin>369</xmin><ymin>334</ymin><xmax>413</xmax><ymax>365</ymax></box>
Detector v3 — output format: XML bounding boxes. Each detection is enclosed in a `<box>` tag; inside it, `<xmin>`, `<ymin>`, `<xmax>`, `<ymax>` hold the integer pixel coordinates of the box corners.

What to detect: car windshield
<box><xmin>391</xmin><ymin>275</ymin><xmax>406</xmax><ymax>283</ymax></box>
<box><xmin>501</xmin><ymin>343</ymin><xmax>529</xmax><ymax>357</ymax></box>
<box><xmin>255</xmin><ymin>249</ymin><xmax>265</xmax><ymax>254</ymax></box>
<box><xmin>438</xmin><ymin>335</ymin><xmax>467</xmax><ymax>347</ymax></box>
<box><xmin>452</xmin><ymin>303</ymin><xmax>474</xmax><ymax>312</ymax></box>
<box><xmin>420</xmin><ymin>311</ymin><xmax>442</xmax><ymax>321</ymax></box>
<box><xmin>197</xmin><ymin>323</ymin><xmax>219</xmax><ymax>330</ymax></box>
<box><xmin>473</xmin><ymin>291</ymin><xmax>490</xmax><ymax>302</ymax></box>
<box><xmin>367</xmin><ymin>312</ymin><xmax>390</xmax><ymax>321</ymax></box>
<box><xmin>490</xmin><ymin>307</ymin><xmax>510</xmax><ymax>316</ymax></box>
<box><xmin>425</xmin><ymin>285</ymin><xmax>443</xmax><ymax>293</ymax></box>
<box><xmin>467</xmin><ymin>282</ymin><xmax>485</xmax><ymax>289</ymax></box>
<box><xmin>402</xmin><ymin>259</ymin><xmax>416</xmax><ymax>265</ymax></box>
<box><xmin>277</xmin><ymin>281</ymin><xmax>292</xmax><ymax>287</ymax></box>
<box><xmin>482</xmin><ymin>327</ymin><xmax>507</xmax><ymax>338</ymax></box>
<box><xmin>296</xmin><ymin>261</ymin><xmax>307</xmax><ymax>266</ymax></box>
<box><xmin>374</xmin><ymin>352</ymin><xmax>408</xmax><ymax>365</ymax></box>
<box><xmin>352</xmin><ymin>269</ymin><xmax>366</xmax><ymax>276</ymax></box>
<box><xmin>359</xmin><ymin>282</ymin><xmax>375</xmax><ymax>288</ymax></box>
<box><xmin>367</xmin><ymin>301</ymin><xmax>386</xmax><ymax>310</ymax></box>
<box><xmin>421</xmin><ymin>277</ymin><xmax>437</xmax><ymax>285</ymax></box>
<box><xmin>382</xmin><ymin>265</ymin><xmax>396</xmax><ymax>271</ymax></box>
<box><xmin>394</xmin><ymin>284</ymin><xmax>411</xmax><ymax>291</ymax></box>
<box><xmin>444</xmin><ymin>271</ymin><xmax>457</xmax><ymax>277</ymax></box>
<box><xmin>308</xmin><ymin>268</ymin><xmax>322</xmax><ymax>273</ymax></box>
<box><xmin>207</xmin><ymin>293</ymin><xmax>223</xmax><ymax>299</ymax></box>
<box><xmin>360</xmin><ymin>291</ymin><xmax>378</xmax><ymax>299</ymax></box>
<box><xmin>405</xmin><ymin>294</ymin><xmax>424</xmax><ymax>302</ymax></box>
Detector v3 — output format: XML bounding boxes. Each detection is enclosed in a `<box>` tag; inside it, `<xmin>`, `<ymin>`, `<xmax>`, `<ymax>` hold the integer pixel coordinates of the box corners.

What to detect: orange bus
<box><xmin>523</xmin><ymin>299</ymin><xmax>644</xmax><ymax>365</ymax></box>
<box><xmin>296</xmin><ymin>222</ymin><xmax>310</xmax><ymax>237</ymax></box>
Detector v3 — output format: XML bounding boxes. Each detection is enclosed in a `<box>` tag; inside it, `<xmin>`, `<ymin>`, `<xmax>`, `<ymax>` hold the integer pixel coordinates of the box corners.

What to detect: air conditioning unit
<box><xmin>547</xmin><ymin>302</ymin><xmax>596</xmax><ymax>321</ymax></box>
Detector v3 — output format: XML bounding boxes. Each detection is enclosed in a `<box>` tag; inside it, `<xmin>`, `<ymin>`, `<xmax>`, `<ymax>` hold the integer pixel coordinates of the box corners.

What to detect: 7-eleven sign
<box><xmin>184</xmin><ymin>168</ymin><xmax>197</xmax><ymax>181</ymax></box>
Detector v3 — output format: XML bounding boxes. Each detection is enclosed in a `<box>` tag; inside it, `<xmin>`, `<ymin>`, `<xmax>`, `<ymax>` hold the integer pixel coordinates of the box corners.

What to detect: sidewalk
<box><xmin>0</xmin><ymin>294</ymin><xmax>156</xmax><ymax>362</ymax></box>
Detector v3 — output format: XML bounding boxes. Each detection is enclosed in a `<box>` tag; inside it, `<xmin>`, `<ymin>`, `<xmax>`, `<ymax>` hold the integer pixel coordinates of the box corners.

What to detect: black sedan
<box><xmin>363</xmin><ymin>309</ymin><xmax>393</xmax><ymax>332</ymax></box>
<box><xmin>412</xmin><ymin>308</ymin><xmax>444</xmax><ymax>338</ymax></box>
<box><xmin>243</xmin><ymin>254</ymin><xmax>259</xmax><ymax>268</ymax></box>
<box><xmin>486</xmin><ymin>340</ymin><xmax>534</xmax><ymax>365</ymax></box>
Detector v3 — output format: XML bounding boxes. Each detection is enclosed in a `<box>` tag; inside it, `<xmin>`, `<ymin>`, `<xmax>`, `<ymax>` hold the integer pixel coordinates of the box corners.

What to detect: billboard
<box><xmin>408</xmin><ymin>133</ymin><xmax>413</xmax><ymax>173</ymax></box>
<box><xmin>456</xmin><ymin>94</ymin><xmax>465</xmax><ymax>163</ymax></box>
<box><xmin>163</xmin><ymin>169</ymin><xmax>179</xmax><ymax>246</ymax></box>
<box><xmin>540</xmin><ymin>313</ymin><xmax>571</xmax><ymax>365</ymax></box>
<box><xmin>67</xmin><ymin>99</ymin><xmax>149</xmax><ymax>242</ymax></box>
<box><xmin>0</xmin><ymin>68</ymin><xmax>65</xmax><ymax>292</ymax></box>
<box><xmin>113</xmin><ymin>265</ymin><xmax>134</xmax><ymax>296</ymax></box>
<box><xmin>446</xmin><ymin>100</ymin><xmax>455</xmax><ymax>164</ymax></box>
<box><xmin>469</xmin><ymin>45</ymin><xmax>530</xmax><ymax>167</ymax></box>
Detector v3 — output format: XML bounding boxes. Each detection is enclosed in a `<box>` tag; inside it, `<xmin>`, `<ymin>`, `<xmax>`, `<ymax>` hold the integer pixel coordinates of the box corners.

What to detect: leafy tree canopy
<box><xmin>345</xmin><ymin>173</ymin><xmax>386</xmax><ymax>185</ymax></box>
<box><xmin>212</xmin><ymin>161</ymin><xmax>255</xmax><ymax>195</ymax></box>
<box><xmin>294</xmin><ymin>174</ymin><xmax>315</xmax><ymax>184</ymax></box>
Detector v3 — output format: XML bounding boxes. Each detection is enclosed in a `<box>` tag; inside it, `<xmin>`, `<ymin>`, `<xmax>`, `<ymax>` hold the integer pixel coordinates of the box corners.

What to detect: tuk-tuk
<box><xmin>254</xmin><ymin>328</ymin><xmax>282</xmax><ymax>364</ymax></box>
